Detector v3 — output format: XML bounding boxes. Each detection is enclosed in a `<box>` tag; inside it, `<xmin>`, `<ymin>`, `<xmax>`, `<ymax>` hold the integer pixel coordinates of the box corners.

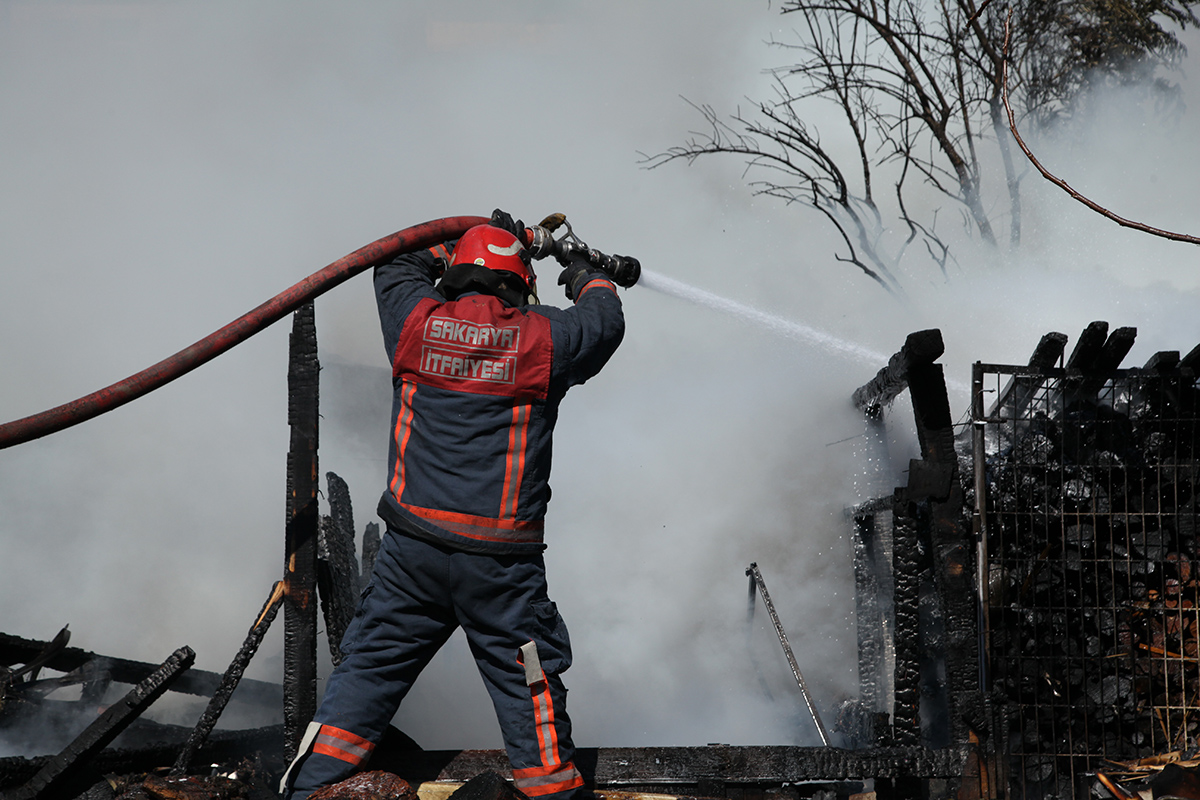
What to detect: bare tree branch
<box><xmin>1001</xmin><ymin>11</ymin><xmax>1200</xmax><ymax>246</ymax></box>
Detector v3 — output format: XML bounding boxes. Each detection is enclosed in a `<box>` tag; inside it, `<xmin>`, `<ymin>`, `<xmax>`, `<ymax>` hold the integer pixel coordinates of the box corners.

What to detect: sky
<box><xmin>1</xmin><ymin>0</ymin><xmax>1198</xmax><ymax>755</ymax></box>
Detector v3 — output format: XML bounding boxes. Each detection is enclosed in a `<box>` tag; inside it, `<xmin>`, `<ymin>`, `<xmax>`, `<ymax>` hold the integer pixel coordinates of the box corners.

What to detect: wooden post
<box><xmin>284</xmin><ymin>301</ymin><xmax>320</xmax><ymax>759</ymax></box>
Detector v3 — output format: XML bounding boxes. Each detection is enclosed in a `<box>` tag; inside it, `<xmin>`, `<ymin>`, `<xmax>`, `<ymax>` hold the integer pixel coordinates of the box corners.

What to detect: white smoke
<box><xmin>1</xmin><ymin>0</ymin><xmax>1198</xmax><ymax>757</ymax></box>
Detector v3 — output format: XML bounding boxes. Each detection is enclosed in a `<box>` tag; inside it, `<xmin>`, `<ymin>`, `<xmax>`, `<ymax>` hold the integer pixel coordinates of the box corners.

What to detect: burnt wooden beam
<box><xmin>172</xmin><ymin>582</ymin><xmax>285</xmax><ymax>775</ymax></box>
<box><xmin>317</xmin><ymin>471</ymin><xmax>360</xmax><ymax>667</ymax></box>
<box><xmin>1065</xmin><ymin>321</ymin><xmax>1109</xmax><ymax>370</ymax></box>
<box><xmin>851</xmin><ymin>514</ymin><xmax>886</xmax><ymax>721</ymax></box>
<box><xmin>0</xmin><ymin>632</ymin><xmax>280</xmax><ymax>706</ymax></box>
<box><xmin>1182</xmin><ymin>343</ymin><xmax>1200</xmax><ymax>374</ymax></box>
<box><xmin>284</xmin><ymin>302</ymin><xmax>320</xmax><ymax>758</ymax></box>
<box><xmin>852</xmin><ymin>329</ymin><xmax>945</xmax><ymax>416</ymax></box>
<box><xmin>1068</xmin><ymin>326</ymin><xmax>1137</xmax><ymax>402</ymax></box>
<box><xmin>908</xmin><ymin>362</ymin><xmax>955</xmax><ymax>466</ymax></box>
<box><xmin>0</xmin><ymin>725</ymin><xmax>284</xmax><ymax>791</ymax></box>
<box><xmin>384</xmin><ymin>746</ymin><xmax>968</xmax><ymax>785</ymax></box>
<box><xmin>988</xmin><ymin>332</ymin><xmax>1068</xmax><ymax>419</ymax></box>
<box><xmin>1094</xmin><ymin>326</ymin><xmax>1137</xmax><ymax>372</ymax></box>
<box><xmin>0</xmin><ymin>627</ymin><xmax>69</xmax><ymax>693</ymax></box>
<box><xmin>1</xmin><ymin>646</ymin><xmax>194</xmax><ymax>800</ymax></box>
<box><xmin>903</xmin><ymin>354</ymin><xmax>979</xmax><ymax>758</ymax></box>
<box><xmin>1028</xmin><ymin>332</ymin><xmax>1069</xmax><ymax>370</ymax></box>
<box><xmin>1144</xmin><ymin>351</ymin><xmax>1181</xmax><ymax>371</ymax></box>
<box><xmin>889</xmin><ymin>500</ymin><xmax>923</xmax><ymax>747</ymax></box>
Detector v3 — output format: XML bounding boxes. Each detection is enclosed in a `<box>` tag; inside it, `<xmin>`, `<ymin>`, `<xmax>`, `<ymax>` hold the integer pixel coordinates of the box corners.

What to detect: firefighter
<box><xmin>281</xmin><ymin>210</ymin><xmax>629</xmax><ymax>800</ymax></box>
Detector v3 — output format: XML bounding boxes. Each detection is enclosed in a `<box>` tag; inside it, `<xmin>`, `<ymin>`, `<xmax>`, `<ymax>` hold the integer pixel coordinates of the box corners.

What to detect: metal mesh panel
<box><xmin>975</xmin><ymin>363</ymin><xmax>1200</xmax><ymax>798</ymax></box>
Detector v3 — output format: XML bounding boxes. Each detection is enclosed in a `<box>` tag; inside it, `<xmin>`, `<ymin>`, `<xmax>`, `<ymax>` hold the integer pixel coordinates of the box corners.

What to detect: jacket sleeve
<box><xmin>544</xmin><ymin>275</ymin><xmax>626</xmax><ymax>392</ymax></box>
<box><xmin>373</xmin><ymin>243</ymin><xmax>453</xmax><ymax>360</ymax></box>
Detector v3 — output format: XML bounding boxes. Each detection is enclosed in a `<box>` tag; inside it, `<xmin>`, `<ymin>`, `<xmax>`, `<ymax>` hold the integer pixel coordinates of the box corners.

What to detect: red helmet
<box><xmin>450</xmin><ymin>225</ymin><xmax>536</xmax><ymax>290</ymax></box>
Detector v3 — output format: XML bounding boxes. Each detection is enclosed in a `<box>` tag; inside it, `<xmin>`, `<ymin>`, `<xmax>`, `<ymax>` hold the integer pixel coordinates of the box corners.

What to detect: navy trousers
<box><xmin>282</xmin><ymin>530</ymin><xmax>584</xmax><ymax>800</ymax></box>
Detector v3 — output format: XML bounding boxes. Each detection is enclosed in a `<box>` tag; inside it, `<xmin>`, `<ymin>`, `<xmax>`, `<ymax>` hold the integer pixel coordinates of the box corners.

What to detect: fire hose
<box><xmin>0</xmin><ymin>213</ymin><xmax>639</xmax><ymax>451</ymax></box>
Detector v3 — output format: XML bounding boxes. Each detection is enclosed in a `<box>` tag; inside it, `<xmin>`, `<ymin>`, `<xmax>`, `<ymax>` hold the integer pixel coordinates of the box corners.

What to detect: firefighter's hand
<box><xmin>557</xmin><ymin>256</ymin><xmax>603</xmax><ymax>302</ymax></box>
<box><xmin>489</xmin><ymin>208</ymin><xmax>525</xmax><ymax>240</ymax></box>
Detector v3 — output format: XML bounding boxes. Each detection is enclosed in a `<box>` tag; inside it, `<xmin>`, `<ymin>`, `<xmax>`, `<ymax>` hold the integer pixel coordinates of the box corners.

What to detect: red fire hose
<box><xmin>0</xmin><ymin>215</ymin><xmax>488</xmax><ymax>450</ymax></box>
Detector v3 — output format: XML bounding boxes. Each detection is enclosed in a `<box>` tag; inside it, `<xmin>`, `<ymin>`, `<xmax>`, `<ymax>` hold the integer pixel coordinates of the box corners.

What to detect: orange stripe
<box><xmin>313</xmin><ymin>724</ymin><xmax>375</xmax><ymax>766</ymax></box>
<box><xmin>500</xmin><ymin>404</ymin><xmax>530</xmax><ymax>519</ymax></box>
<box><xmin>389</xmin><ymin>380</ymin><xmax>417</xmax><ymax>501</ymax></box>
<box><xmin>575</xmin><ymin>277</ymin><xmax>615</xmax><ymax>300</ymax></box>
<box><xmin>400</xmin><ymin>503</ymin><xmax>543</xmax><ymax>531</ymax></box>
<box><xmin>528</xmin><ymin>680</ymin><xmax>559</xmax><ymax>768</ymax></box>
<box><xmin>542</xmin><ymin>684</ymin><xmax>560</xmax><ymax>765</ymax></box>
<box><xmin>512</xmin><ymin>763</ymin><xmax>583</xmax><ymax>796</ymax></box>
<box><xmin>514</xmin><ymin>406</ymin><xmax>528</xmax><ymax>514</ymax></box>
<box><xmin>320</xmin><ymin>725</ymin><xmax>373</xmax><ymax>749</ymax></box>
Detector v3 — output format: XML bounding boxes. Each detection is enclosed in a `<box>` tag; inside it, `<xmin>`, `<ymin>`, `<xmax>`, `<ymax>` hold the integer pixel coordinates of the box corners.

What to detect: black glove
<box><xmin>489</xmin><ymin>208</ymin><xmax>525</xmax><ymax>240</ymax></box>
<box><xmin>557</xmin><ymin>254</ymin><xmax>607</xmax><ymax>302</ymax></box>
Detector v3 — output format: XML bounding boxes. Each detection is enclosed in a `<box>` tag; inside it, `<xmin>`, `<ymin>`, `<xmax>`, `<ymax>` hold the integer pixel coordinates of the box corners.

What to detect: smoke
<box><xmin>1</xmin><ymin>0</ymin><xmax>1198</xmax><ymax>756</ymax></box>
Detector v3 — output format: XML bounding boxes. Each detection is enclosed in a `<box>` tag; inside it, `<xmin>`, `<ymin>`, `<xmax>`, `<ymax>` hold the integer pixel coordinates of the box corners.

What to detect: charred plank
<box><xmin>0</xmin><ymin>632</ymin><xmax>280</xmax><ymax>707</ymax></box>
<box><xmin>1067</xmin><ymin>326</ymin><xmax>1137</xmax><ymax>403</ymax></box>
<box><xmin>1028</xmin><ymin>332</ymin><xmax>1069</xmax><ymax>370</ymax></box>
<box><xmin>889</xmin><ymin>499</ymin><xmax>923</xmax><ymax>746</ymax></box>
<box><xmin>1065</xmin><ymin>321</ymin><xmax>1109</xmax><ymax>370</ymax></box>
<box><xmin>284</xmin><ymin>302</ymin><xmax>320</xmax><ymax>758</ymax></box>
<box><xmin>852</xmin><ymin>330</ymin><xmax>944</xmax><ymax>415</ymax></box>
<box><xmin>852</xmin><ymin>330</ymin><xmax>944</xmax><ymax>417</ymax></box>
<box><xmin>384</xmin><ymin>746</ymin><xmax>968</xmax><ymax>786</ymax></box>
<box><xmin>1143</xmin><ymin>350</ymin><xmax>1180</xmax><ymax>372</ymax></box>
<box><xmin>1</xmin><ymin>646</ymin><xmax>195</xmax><ymax>800</ymax></box>
<box><xmin>987</xmin><ymin>332</ymin><xmax>1068</xmax><ymax>421</ymax></box>
<box><xmin>317</xmin><ymin>471</ymin><xmax>360</xmax><ymax>666</ymax></box>
<box><xmin>172</xmin><ymin>582</ymin><xmax>285</xmax><ymax>775</ymax></box>
<box><xmin>1182</xmin><ymin>342</ymin><xmax>1200</xmax><ymax>374</ymax></box>
<box><xmin>0</xmin><ymin>725</ymin><xmax>285</xmax><ymax>791</ymax></box>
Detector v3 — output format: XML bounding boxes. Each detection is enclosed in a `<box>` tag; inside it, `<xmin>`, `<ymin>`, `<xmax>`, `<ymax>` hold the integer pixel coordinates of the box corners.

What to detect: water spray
<box><xmin>640</xmin><ymin>269</ymin><xmax>889</xmax><ymax>366</ymax></box>
<box><xmin>640</xmin><ymin>270</ymin><xmax>971</xmax><ymax>397</ymax></box>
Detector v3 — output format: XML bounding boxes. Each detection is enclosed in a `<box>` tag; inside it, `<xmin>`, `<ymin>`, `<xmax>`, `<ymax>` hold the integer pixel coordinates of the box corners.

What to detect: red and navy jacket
<box><xmin>373</xmin><ymin>243</ymin><xmax>625</xmax><ymax>555</ymax></box>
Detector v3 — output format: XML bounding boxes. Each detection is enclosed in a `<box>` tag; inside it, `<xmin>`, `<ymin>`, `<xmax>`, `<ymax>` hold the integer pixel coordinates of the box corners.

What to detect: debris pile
<box><xmin>976</xmin><ymin>323</ymin><xmax>1200</xmax><ymax>797</ymax></box>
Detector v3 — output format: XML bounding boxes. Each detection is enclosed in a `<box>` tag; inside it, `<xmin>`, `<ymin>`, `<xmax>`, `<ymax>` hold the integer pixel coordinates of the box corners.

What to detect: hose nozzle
<box><xmin>523</xmin><ymin>214</ymin><xmax>641</xmax><ymax>288</ymax></box>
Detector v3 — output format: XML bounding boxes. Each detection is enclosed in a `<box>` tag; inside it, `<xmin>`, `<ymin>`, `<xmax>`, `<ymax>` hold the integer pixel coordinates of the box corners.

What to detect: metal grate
<box><xmin>973</xmin><ymin>362</ymin><xmax>1200</xmax><ymax>798</ymax></box>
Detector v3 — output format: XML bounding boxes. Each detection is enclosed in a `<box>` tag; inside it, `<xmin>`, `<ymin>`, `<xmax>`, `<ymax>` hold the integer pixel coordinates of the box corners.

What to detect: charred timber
<box><xmin>0</xmin><ymin>632</ymin><xmax>279</xmax><ymax>707</ymax></box>
<box><xmin>382</xmin><ymin>746</ymin><xmax>969</xmax><ymax>786</ymax></box>
<box><xmin>987</xmin><ymin>332</ymin><xmax>1068</xmax><ymax>425</ymax></box>
<box><xmin>851</xmin><ymin>515</ymin><xmax>886</xmax><ymax>720</ymax></box>
<box><xmin>1066</xmin><ymin>325</ymin><xmax>1137</xmax><ymax>403</ymax></box>
<box><xmin>317</xmin><ymin>471</ymin><xmax>360</xmax><ymax>666</ymax></box>
<box><xmin>852</xmin><ymin>329</ymin><xmax>945</xmax><ymax>416</ymax></box>
<box><xmin>0</xmin><ymin>725</ymin><xmax>284</xmax><ymax>791</ymax></box>
<box><xmin>1065</xmin><ymin>321</ymin><xmax>1109</xmax><ymax>370</ymax></box>
<box><xmin>977</xmin><ymin>346</ymin><xmax>1200</xmax><ymax>793</ymax></box>
<box><xmin>1</xmin><ymin>646</ymin><xmax>194</xmax><ymax>800</ymax></box>
<box><xmin>172</xmin><ymin>582</ymin><xmax>285</xmax><ymax>775</ymax></box>
<box><xmin>905</xmin><ymin>359</ymin><xmax>980</xmax><ymax>747</ymax></box>
<box><xmin>1182</xmin><ymin>342</ymin><xmax>1200</xmax><ymax>374</ymax></box>
<box><xmin>284</xmin><ymin>302</ymin><xmax>320</xmax><ymax>757</ymax></box>
<box><xmin>889</xmin><ymin>502</ymin><xmax>923</xmax><ymax>746</ymax></box>
<box><xmin>1144</xmin><ymin>350</ymin><xmax>1181</xmax><ymax>371</ymax></box>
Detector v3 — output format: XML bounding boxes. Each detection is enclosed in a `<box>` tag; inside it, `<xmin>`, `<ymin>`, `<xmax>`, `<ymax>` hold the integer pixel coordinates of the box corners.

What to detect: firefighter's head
<box><xmin>437</xmin><ymin>225</ymin><xmax>538</xmax><ymax>306</ymax></box>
